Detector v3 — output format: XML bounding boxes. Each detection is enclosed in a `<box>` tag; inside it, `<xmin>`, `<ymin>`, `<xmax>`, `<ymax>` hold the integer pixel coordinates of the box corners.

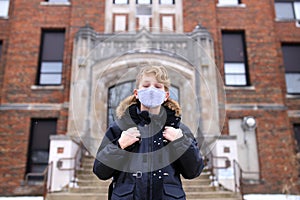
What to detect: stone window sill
<box><xmin>217</xmin><ymin>3</ymin><xmax>246</xmax><ymax>8</ymax></box>
<box><xmin>40</xmin><ymin>2</ymin><xmax>71</xmax><ymax>6</ymax></box>
<box><xmin>31</xmin><ymin>85</ymin><xmax>64</xmax><ymax>90</ymax></box>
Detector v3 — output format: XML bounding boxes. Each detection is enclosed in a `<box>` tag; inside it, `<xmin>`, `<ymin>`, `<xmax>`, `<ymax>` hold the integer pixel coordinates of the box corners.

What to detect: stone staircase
<box><xmin>46</xmin><ymin>154</ymin><xmax>242</xmax><ymax>200</ymax></box>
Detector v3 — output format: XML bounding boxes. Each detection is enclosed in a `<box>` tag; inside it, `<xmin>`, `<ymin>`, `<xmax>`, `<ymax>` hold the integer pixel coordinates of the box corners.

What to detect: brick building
<box><xmin>0</xmin><ymin>0</ymin><xmax>300</xmax><ymax>197</ymax></box>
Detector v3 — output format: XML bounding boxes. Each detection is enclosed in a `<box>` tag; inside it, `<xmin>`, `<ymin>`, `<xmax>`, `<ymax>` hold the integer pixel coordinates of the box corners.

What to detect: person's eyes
<box><xmin>142</xmin><ymin>83</ymin><xmax>150</xmax><ymax>87</ymax></box>
<box><xmin>155</xmin><ymin>84</ymin><xmax>163</xmax><ymax>88</ymax></box>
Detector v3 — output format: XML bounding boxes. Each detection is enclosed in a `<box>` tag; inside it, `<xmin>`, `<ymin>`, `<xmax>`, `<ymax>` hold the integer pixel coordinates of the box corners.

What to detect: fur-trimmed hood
<box><xmin>116</xmin><ymin>95</ymin><xmax>182</xmax><ymax>119</ymax></box>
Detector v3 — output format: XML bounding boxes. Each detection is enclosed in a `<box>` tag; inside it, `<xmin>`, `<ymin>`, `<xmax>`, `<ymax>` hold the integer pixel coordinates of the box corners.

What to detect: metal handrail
<box><xmin>233</xmin><ymin>159</ymin><xmax>260</xmax><ymax>200</ymax></box>
<box><xmin>24</xmin><ymin>161</ymin><xmax>53</xmax><ymax>199</ymax></box>
<box><xmin>56</xmin><ymin>142</ymin><xmax>83</xmax><ymax>171</ymax></box>
<box><xmin>205</xmin><ymin>153</ymin><xmax>231</xmax><ymax>189</ymax></box>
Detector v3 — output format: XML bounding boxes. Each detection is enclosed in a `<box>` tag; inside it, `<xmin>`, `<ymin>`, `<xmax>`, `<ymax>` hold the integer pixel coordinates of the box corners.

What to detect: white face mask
<box><xmin>137</xmin><ymin>87</ymin><xmax>166</xmax><ymax>108</ymax></box>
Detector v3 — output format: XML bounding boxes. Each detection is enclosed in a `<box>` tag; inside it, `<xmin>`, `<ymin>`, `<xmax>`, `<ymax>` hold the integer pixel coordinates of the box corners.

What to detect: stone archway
<box><xmin>68</xmin><ymin>25</ymin><xmax>224</xmax><ymax>156</ymax></box>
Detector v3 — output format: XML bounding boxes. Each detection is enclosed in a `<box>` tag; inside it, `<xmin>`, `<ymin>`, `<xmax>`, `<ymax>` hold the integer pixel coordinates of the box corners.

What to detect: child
<box><xmin>93</xmin><ymin>65</ymin><xmax>204</xmax><ymax>200</ymax></box>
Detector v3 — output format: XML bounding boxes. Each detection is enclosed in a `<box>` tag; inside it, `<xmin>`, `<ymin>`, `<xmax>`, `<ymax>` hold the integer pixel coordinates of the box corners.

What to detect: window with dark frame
<box><xmin>222</xmin><ymin>31</ymin><xmax>249</xmax><ymax>86</ymax></box>
<box><xmin>282</xmin><ymin>44</ymin><xmax>300</xmax><ymax>94</ymax></box>
<box><xmin>38</xmin><ymin>30</ymin><xmax>65</xmax><ymax>85</ymax></box>
<box><xmin>136</xmin><ymin>0</ymin><xmax>152</xmax><ymax>4</ymax></box>
<box><xmin>293</xmin><ymin>124</ymin><xmax>300</xmax><ymax>177</ymax></box>
<box><xmin>26</xmin><ymin>119</ymin><xmax>57</xmax><ymax>182</ymax></box>
<box><xmin>218</xmin><ymin>0</ymin><xmax>241</xmax><ymax>5</ymax></box>
<box><xmin>294</xmin><ymin>124</ymin><xmax>300</xmax><ymax>152</ymax></box>
<box><xmin>159</xmin><ymin>0</ymin><xmax>175</xmax><ymax>4</ymax></box>
<box><xmin>113</xmin><ymin>0</ymin><xmax>128</xmax><ymax>4</ymax></box>
<box><xmin>275</xmin><ymin>1</ymin><xmax>300</xmax><ymax>20</ymax></box>
<box><xmin>0</xmin><ymin>41</ymin><xmax>2</xmax><ymax>60</ymax></box>
<box><xmin>0</xmin><ymin>0</ymin><xmax>10</xmax><ymax>17</ymax></box>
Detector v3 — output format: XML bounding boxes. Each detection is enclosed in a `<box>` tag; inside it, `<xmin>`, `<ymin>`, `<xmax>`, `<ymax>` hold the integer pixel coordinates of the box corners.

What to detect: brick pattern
<box><xmin>0</xmin><ymin>0</ymin><xmax>299</xmax><ymax>196</ymax></box>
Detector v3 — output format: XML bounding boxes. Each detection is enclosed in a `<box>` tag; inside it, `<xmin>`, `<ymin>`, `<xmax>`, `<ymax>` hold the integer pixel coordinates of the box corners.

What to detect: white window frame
<box><xmin>160</xmin><ymin>0</ymin><xmax>174</xmax><ymax>4</ymax></box>
<box><xmin>114</xmin><ymin>15</ymin><xmax>127</xmax><ymax>32</ymax></box>
<box><xmin>162</xmin><ymin>16</ymin><xmax>174</xmax><ymax>32</ymax></box>
<box><xmin>113</xmin><ymin>0</ymin><xmax>128</xmax><ymax>4</ymax></box>
<box><xmin>137</xmin><ymin>0</ymin><xmax>151</xmax><ymax>4</ymax></box>
<box><xmin>224</xmin><ymin>63</ymin><xmax>247</xmax><ymax>86</ymax></box>
<box><xmin>138</xmin><ymin>16</ymin><xmax>150</xmax><ymax>30</ymax></box>
<box><xmin>0</xmin><ymin>0</ymin><xmax>10</xmax><ymax>18</ymax></box>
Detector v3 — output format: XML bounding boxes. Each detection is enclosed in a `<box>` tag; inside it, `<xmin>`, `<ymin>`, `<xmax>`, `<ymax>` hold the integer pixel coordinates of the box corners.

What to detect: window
<box><xmin>38</xmin><ymin>30</ymin><xmax>65</xmax><ymax>85</ymax></box>
<box><xmin>161</xmin><ymin>15</ymin><xmax>174</xmax><ymax>32</ymax></box>
<box><xmin>138</xmin><ymin>16</ymin><xmax>151</xmax><ymax>30</ymax></box>
<box><xmin>160</xmin><ymin>0</ymin><xmax>174</xmax><ymax>4</ymax></box>
<box><xmin>218</xmin><ymin>0</ymin><xmax>241</xmax><ymax>6</ymax></box>
<box><xmin>137</xmin><ymin>0</ymin><xmax>152</xmax><ymax>4</ymax></box>
<box><xmin>0</xmin><ymin>0</ymin><xmax>10</xmax><ymax>17</ymax></box>
<box><xmin>0</xmin><ymin>41</ymin><xmax>2</xmax><ymax>60</ymax></box>
<box><xmin>294</xmin><ymin>124</ymin><xmax>300</xmax><ymax>177</ymax></box>
<box><xmin>275</xmin><ymin>1</ymin><xmax>300</xmax><ymax>21</ymax></box>
<box><xmin>136</xmin><ymin>5</ymin><xmax>152</xmax><ymax>16</ymax></box>
<box><xmin>113</xmin><ymin>0</ymin><xmax>128</xmax><ymax>4</ymax></box>
<box><xmin>222</xmin><ymin>32</ymin><xmax>249</xmax><ymax>86</ymax></box>
<box><xmin>108</xmin><ymin>81</ymin><xmax>179</xmax><ymax>126</ymax></box>
<box><xmin>114</xmin><ymin>14</ymin><xmax>128</xmax><ymax>32</ymax></box>
<box><xmin>282</xmin><ymin>44</ymin><xmax>300</xmax><ymax>94</ymax></box>
<box><xmin>294</xmin><ymin>124</ymin><xmax>300</xmax><ymax>153</ymax></box>
<box><xmin>26</xmin><ymin>119</ymin><xmax>57</xmax><ymax>181</ymax></box>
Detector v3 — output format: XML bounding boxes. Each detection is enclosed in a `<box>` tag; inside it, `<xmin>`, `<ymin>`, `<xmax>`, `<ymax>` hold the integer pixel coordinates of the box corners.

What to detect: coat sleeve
<box><xmin>169</xmin><ymin>123</ymin><xmax>205</xmax><ymax>179</ymax></box>
<box><xmin>93</xmin><ymin>123</ymin><xmax>127</xmax><ymax>180</ymax></box>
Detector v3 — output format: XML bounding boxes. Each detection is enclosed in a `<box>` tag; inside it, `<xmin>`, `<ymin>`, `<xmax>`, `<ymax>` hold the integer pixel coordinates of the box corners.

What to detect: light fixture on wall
<box><xmin>241</xmin><ymin>116</ymin><xmax>257</xmax><ymax>132</ymax></box>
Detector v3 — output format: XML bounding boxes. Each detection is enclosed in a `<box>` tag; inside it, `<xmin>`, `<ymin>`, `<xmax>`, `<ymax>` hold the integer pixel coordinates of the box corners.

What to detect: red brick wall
<box><xmin>0</xmin><ymin>110</ymin><xmax>65</xmax><ymax>195</ymax></box>
<box><xmin>0</xmin><ymin>0</ymin><xmax>105</xmax><ymax>195</ymax></box>
<box><xmin>183</xmin><ymin>0</ymin><xmax>299</xmax><ymax>194</ymax></box>
<box><xmin>0</xmin><ymin>0</ymin><xmax>299</xmax><ymax>196</ymax></box>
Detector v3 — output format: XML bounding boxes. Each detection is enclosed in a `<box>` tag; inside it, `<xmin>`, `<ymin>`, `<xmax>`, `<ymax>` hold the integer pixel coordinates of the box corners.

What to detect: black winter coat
<box><xmin>93</xmin><ymin>98</ymin><xmax>204</xmax><ymax>200</ymax></box>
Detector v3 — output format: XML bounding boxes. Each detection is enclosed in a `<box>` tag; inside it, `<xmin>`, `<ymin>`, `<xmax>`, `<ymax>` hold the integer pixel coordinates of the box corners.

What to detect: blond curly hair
<box><xmin>135</xmin><ymin>65</ymin><xmax>171</xmax><ymax>91</ymax></box>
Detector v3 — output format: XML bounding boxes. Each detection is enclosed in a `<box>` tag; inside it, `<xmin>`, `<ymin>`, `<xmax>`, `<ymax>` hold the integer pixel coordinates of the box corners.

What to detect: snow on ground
<box><xmin>0</xmin><ymin>195</ymin><xmax>299</xmax><ymax>200</ymax></box>
<box><xmin>0</xmin><ymin>196</ymin><xmax>298</xmax><ymax>199</ymax></box>
<box><xmin>0</xmin><ymin>198</ymin><xmax>43</xmax><ymax>200</ymax></box>
<box><xmin>244</xmin><ymin>194</ymin><xmax>300</xmax><ymax>200</ymax></box>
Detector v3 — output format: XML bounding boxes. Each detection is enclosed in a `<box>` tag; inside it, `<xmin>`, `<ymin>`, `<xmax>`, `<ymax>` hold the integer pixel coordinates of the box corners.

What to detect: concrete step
<box><xmin>45</xmin><ymin>192</ymin><xmax>107</xmax><ymax>200</ymax></box>
<box><xmin>69</xmin><ymin>186</ymin><xmax>107</xmax><ymax>193</ymax></box>
<box><xmin>182</xmin><ymin>178</ymin><xmax>211</xmax><ymax>186</ymax></box>
<box><xmin>183</xmin><ymin>185</ymin><xmax>216</xmax><ymax>192</ymax></box>
<box><xmin>47</xmin><ymin>154</ymin><xmax>243</xmax><ymax>200</ymax></box>
<box><xmin>46</xmin><ymin>192</ymin><xmax>241</xmax><ymax>200</ymax></box>
<box><xmin>185</xmin><ymin>191</ymin><xmax>240</xmax><ymax>199</ymax></box>
<box><xmin>77</xmin><ymin>179</ymin><xmax>110</xmax><ymax>187</ymax></box>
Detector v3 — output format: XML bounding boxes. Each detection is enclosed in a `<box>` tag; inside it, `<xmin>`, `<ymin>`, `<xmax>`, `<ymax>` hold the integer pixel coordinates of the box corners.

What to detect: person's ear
<box><xmin>134</xmin><ymin>89</ymin><xmax>138</xmax><ymax>99</ymax></box>
<box><xmin>165</xmin><ymin>91</ymin><xmax>170</xmax><ymax>101</ymax></box>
